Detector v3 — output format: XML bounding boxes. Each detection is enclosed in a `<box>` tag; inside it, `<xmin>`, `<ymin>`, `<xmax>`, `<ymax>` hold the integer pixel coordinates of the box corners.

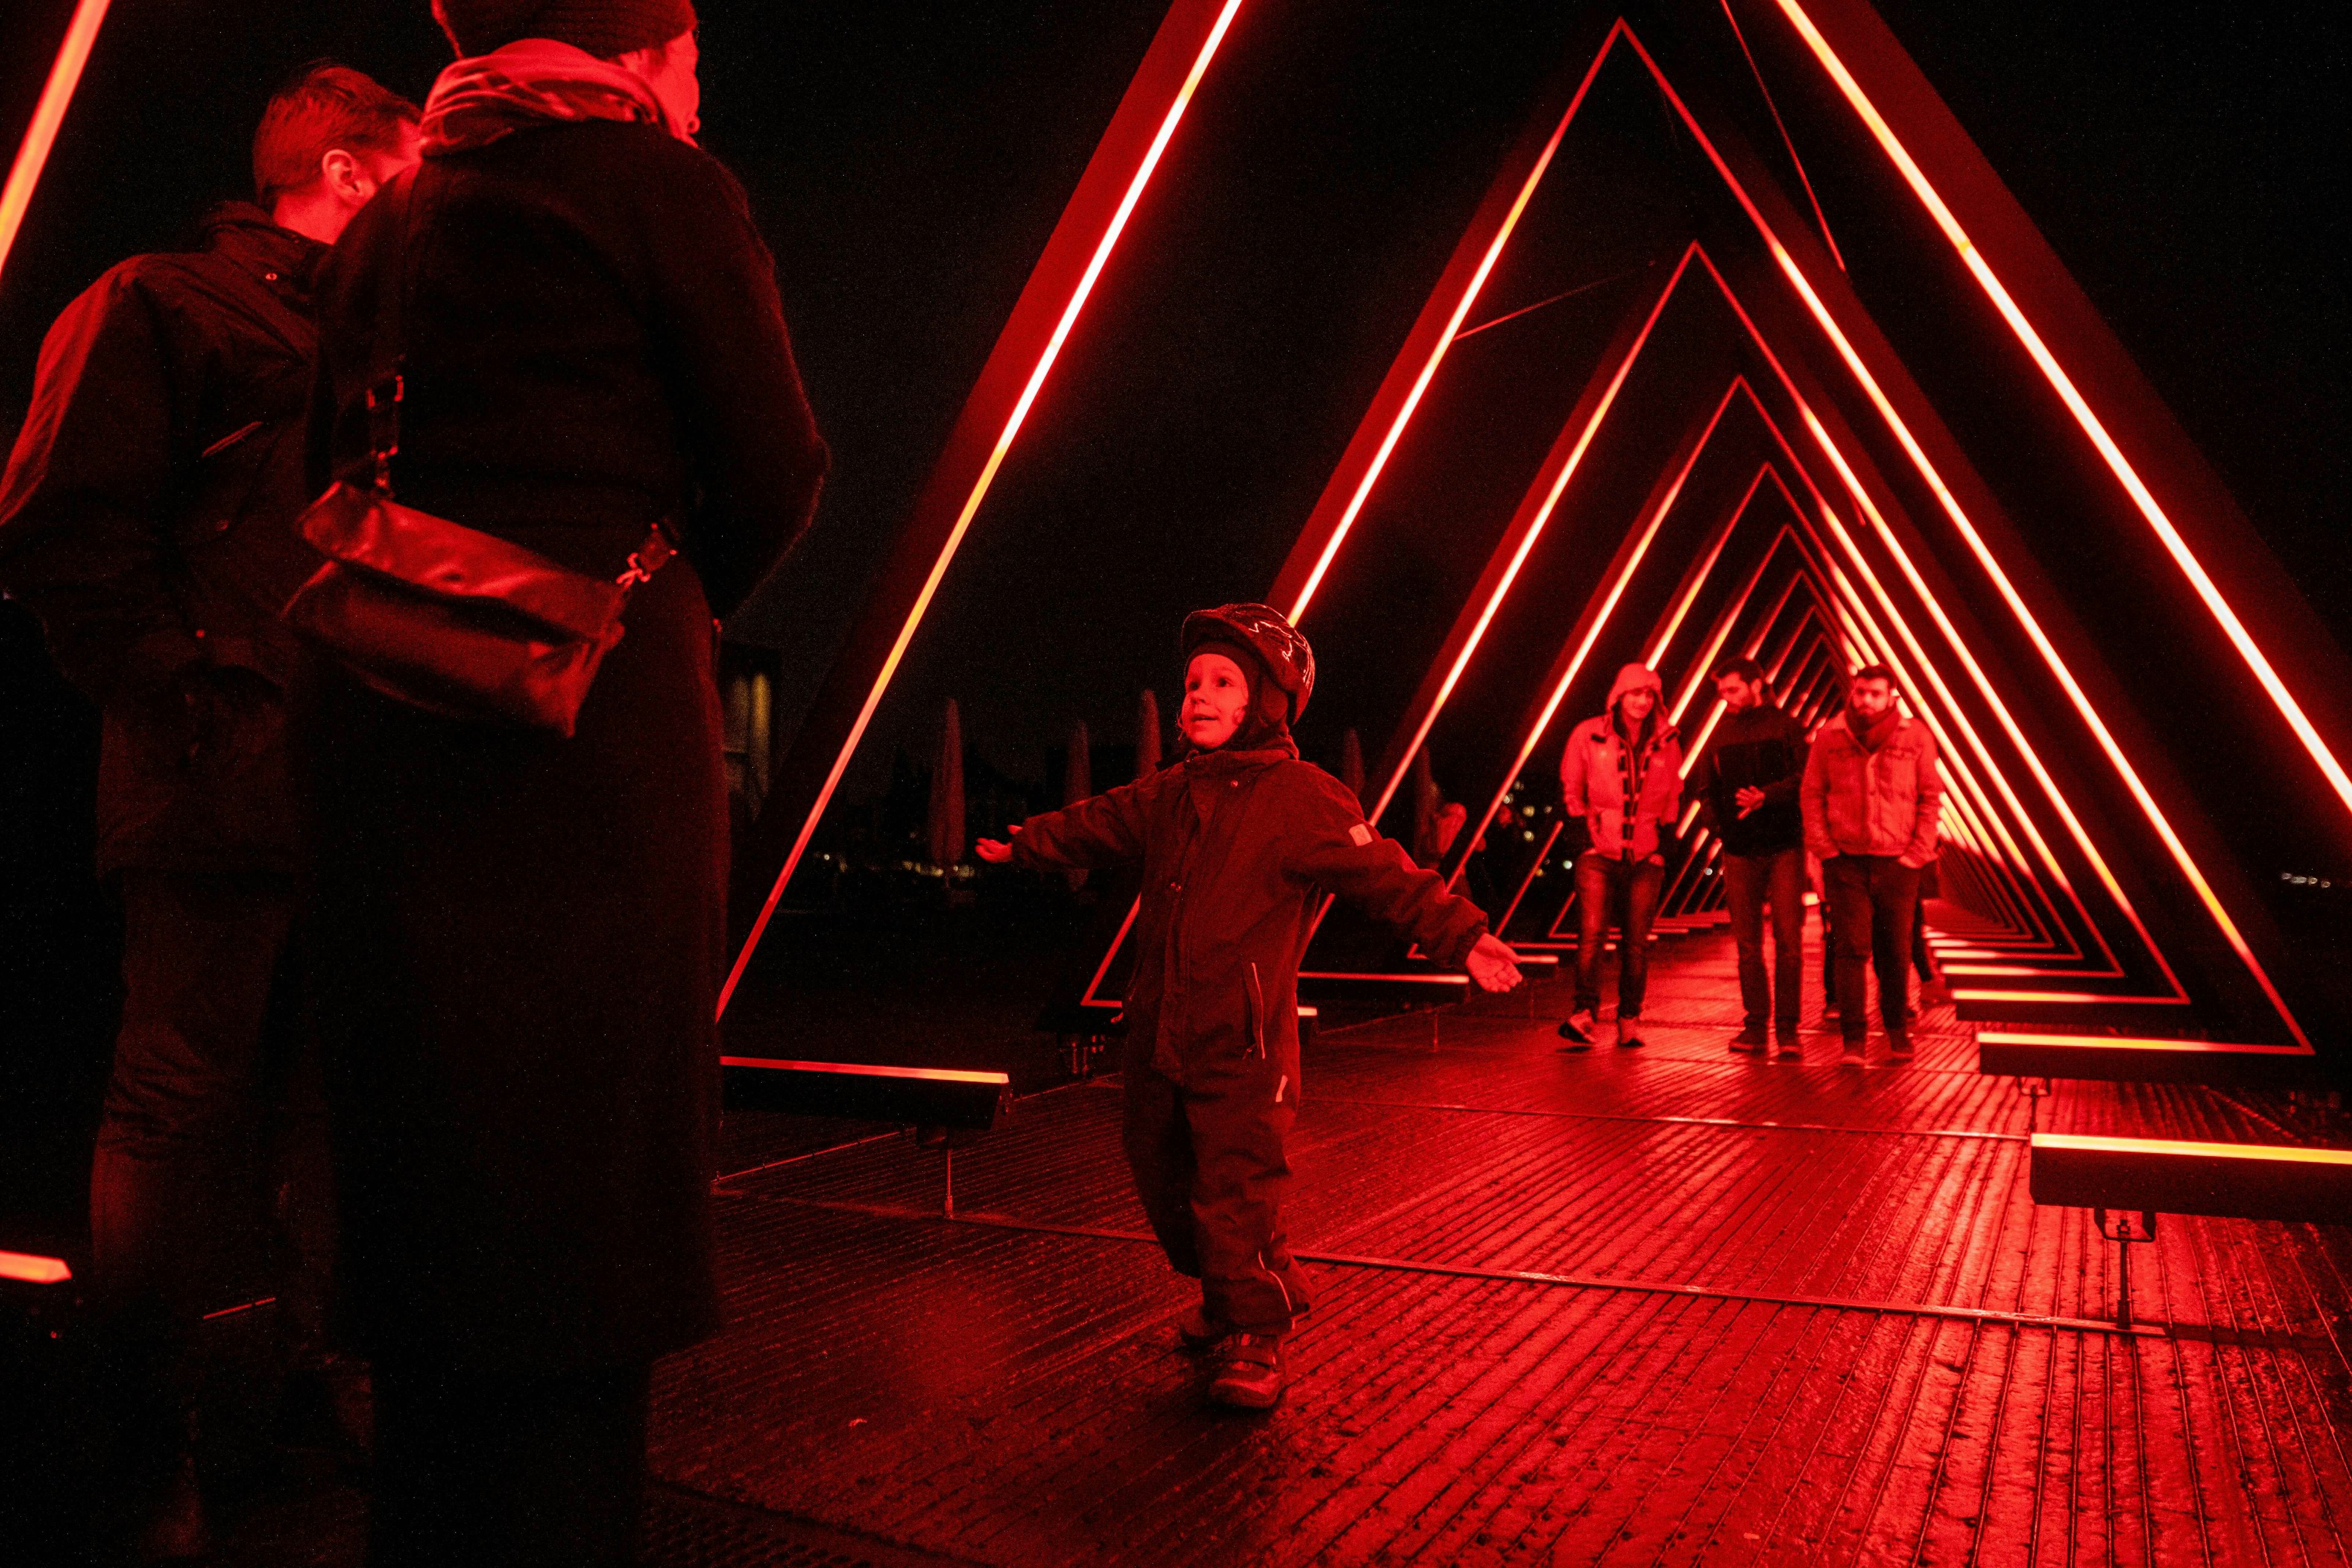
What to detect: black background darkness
<box><xmin>2</xmin><ymin>4</ymin><xmax>2346</xmax><ymax>1233</ymax></box>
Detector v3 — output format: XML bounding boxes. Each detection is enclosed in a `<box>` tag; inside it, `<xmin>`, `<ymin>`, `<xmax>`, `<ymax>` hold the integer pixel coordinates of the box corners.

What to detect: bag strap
<box><xmin>363</xmin><ymin>165</ymin><xmax>431</xmax><ymax>495</ymax></box>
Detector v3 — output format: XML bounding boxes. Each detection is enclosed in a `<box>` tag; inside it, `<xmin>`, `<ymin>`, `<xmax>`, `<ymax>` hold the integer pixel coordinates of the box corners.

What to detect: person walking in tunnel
<box><xmin>1689</xmin><ymin>657</ymin><xmax>1809</xmax><ymax>1060</ymax></box>
<box><xmin>978</xmin><ymin>605</ymin><xmax>1523</xmax><ymax>1411</ymax></box>
<box><xmin>1802</xmin><ymin>665</ymin><xmax>1945</xmax><ymax>1064</ymax></box>
<box><xmin>0</xmin><ymin>64</ymin><xmax>420</xmax><ymax>1558</ymax></box>
<box><xmin>1556</xmin><ymin>663</ymin><xmax>1683</xmax><ymax>1050</ymax></box>
<box><xmin>304</xmin><ymin>1</ymin><xmax>827</xmax><ymax>1561</ymax></box>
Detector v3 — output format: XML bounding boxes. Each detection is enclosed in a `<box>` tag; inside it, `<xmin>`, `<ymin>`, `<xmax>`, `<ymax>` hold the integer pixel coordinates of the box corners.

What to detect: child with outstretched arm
<box><xmin>977</xmin><ymin>604</ymin><xmax>1522</xmax><ymax>1409</ymax></box>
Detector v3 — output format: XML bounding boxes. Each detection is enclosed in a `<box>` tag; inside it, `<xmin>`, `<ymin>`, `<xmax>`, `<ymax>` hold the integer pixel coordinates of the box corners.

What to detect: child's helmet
<box><xmin>1182</xmin><ymin>603</ymin><xmax>1316</xmax><ymax>722</ymax></box>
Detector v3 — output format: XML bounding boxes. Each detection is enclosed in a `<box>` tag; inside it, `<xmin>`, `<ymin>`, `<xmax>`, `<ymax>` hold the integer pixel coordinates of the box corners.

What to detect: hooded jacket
<box><xmin>1801</xmin><ymin>708</ymin><xmax>1944</xmax><ymax>865</ymax></box>
<box><xmin>0</xmin><ymin>205</ymin><xmax>326</xmax><ymax>873</ymax></box>
<box><xmin>1011</xmin><ymin>739</ymin><xmax>1487</xmax><ymax>1083</ymax></box>
<box><xmin>1559</xmin><ymin>665</ymin><xmax>1684</xmax><ymax>862</ymax></box>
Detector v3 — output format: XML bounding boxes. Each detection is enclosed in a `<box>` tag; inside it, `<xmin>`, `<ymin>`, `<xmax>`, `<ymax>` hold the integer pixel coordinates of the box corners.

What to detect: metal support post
<box><xmin>2095</xmin><ymin>1208</ymin><xmax>2156</xmax><ymax>1332</ymax></box>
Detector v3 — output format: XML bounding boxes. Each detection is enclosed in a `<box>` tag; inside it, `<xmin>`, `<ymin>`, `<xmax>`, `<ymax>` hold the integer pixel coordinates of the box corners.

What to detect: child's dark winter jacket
<box><xmin>1011</xmin><ymin>741</ymin><xmax>1488</xmax><ymax>1080</ymax></box>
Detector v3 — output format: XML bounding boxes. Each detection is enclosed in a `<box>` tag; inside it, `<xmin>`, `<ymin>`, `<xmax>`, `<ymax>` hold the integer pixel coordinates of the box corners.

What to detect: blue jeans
<box><xmin>1724</xmin><ymin>847</ymin><xmax>1804</xmax><ymax>1033</ymax></box>
<box><xmin>1823</xmin><ymin>855</ymin><xmax>1920</xmax><ymax>1039</ymax></box>
<box><xmin>1573</xmin><ymin>851</ymin><xmax>1662</xmax><ymax>1017</ymax></box>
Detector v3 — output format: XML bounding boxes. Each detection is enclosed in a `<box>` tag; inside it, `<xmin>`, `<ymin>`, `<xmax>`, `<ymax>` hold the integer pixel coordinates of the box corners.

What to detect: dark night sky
<box><xmin>2</xmin><ymin>0</ymin><xmax>2345</xmax><ymax>799</ymax></box>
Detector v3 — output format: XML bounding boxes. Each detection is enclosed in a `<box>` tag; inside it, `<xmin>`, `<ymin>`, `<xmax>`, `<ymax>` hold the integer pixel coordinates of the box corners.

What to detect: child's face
<box><xmin>1182</xmin><ymin>652</ymin><xmax>1252</xmax><ymax>750</ymax></box>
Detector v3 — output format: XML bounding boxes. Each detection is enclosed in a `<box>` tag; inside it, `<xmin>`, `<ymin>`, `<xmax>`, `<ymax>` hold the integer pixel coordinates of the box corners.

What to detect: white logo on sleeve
<box><xmin>1349</xmin><ymin>824</ymin><xmax>1373</xmax><ymax>847</ymax></box>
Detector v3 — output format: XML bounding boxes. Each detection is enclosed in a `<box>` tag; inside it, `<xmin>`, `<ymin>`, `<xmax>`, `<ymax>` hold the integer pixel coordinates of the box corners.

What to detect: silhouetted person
<box><xmin>1689</xmin><ymin>657</ymin><xmax>1808</xmax><ymax>1059</ymax></box>
<box><xmin>0</xmin><ymin>65</ymin><xmax>420</xmax><ymax>1559</ymax></box>
<box><xmin>1557</xmin><ymin>664</ymin><xmax>1683</xmax><ymax>1050</ymax></box>
<box><xmin>1801</xmin><ymin>665</ymin><xmax>1945</xmax><ymax>1064</ymax></box>
<box><xmin>306</xmin><ymin>2</ymin><xmax>826</xmax><ymax>1561</ymax></box>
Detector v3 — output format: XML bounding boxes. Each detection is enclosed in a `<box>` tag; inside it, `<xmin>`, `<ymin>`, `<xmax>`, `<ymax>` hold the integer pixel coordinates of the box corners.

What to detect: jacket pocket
<box><xmin>1246</xmin><ymin>962</ymin><xmax>1266</xmax><ymax>1058</ymax></box>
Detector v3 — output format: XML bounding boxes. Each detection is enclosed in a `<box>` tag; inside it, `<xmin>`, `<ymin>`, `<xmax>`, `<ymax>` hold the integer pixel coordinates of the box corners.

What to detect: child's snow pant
<box><xmin>1120</xmin><ymin>1027</ymin><xmax>1312</xmax><ymax>1337</ymax></box>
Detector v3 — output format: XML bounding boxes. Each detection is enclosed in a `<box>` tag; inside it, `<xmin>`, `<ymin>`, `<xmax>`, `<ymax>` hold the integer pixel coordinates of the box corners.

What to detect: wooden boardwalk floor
<box><xmin>660</xmin><ymin>927</ymin><xmax>2352</xmax><ymax>1567</ymax></box>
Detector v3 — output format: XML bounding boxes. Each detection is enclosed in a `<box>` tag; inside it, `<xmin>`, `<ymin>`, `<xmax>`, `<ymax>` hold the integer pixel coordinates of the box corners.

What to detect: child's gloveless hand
<box><xmin>1464</xmin><ymin>932</ymin><xmax>1523</xmax><ymax>993</ymax></box>
<box><xmin>975</xmin><ymin>826</ymin><xmax>1022</xmax><ymax>864</ymax></box>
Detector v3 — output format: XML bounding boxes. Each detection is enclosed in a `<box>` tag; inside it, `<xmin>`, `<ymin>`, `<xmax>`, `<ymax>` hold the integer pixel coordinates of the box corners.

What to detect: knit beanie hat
<box><xmin>433</xmin><ymin>0</ymin><xmax>696</xmax><ymax>59</ymax></box>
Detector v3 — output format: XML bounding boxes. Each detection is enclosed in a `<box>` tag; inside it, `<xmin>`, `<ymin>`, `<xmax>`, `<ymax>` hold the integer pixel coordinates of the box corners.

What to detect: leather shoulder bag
<box><xmin>283</xmin><ymin>165</ymin><xmax>672</xmax><ymax>739</ymax></box>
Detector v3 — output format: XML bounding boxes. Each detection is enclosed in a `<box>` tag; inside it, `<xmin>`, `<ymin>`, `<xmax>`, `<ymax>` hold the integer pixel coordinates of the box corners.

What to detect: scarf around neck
<box><xmin>1850</xmin><ymin>705</ymin><xmax>1902</xmax><ymax>753</ymax></box>
<box><xmin>419</xmin><ymin>39</ymin><xmax>692</xmax><ymax>156</ymax></box>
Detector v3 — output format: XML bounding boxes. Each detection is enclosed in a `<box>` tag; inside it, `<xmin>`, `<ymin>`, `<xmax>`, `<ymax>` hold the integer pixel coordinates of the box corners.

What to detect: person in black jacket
<box><xmin>1688</xmin><ymin>658</ymin><xmax>1809</xmax><ymax>1058</ymax></box>
<box><xmin>0</xmin><ymin>66</ymin><xmax>420</xmax><ymax>1558</ymax></box>
<box><xmin>305</xmin><ymin>2</ymin><xmax>826</xmax><ymax>1561</ymax></box>
<box><xmin>979</xmin><ymin>606</ymin><xmax>1523</xmax><ymax>1410</ymax></box>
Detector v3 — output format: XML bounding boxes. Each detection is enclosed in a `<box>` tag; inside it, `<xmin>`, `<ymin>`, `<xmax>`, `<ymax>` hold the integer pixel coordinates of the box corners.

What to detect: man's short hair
<box><xmin>1712</xmin><ymin>656</ymin><xmax>1765</xmax><ymax>686</ymax></box>
<box><xmin>1850</xmin><ymin>664</ymin><xmax>1897</xmax><ymax>688</ymax></box>
<box><xmin>252</xmin><ymin>62</ymin><xmax>420</xmax><ymax>208</ymax></box>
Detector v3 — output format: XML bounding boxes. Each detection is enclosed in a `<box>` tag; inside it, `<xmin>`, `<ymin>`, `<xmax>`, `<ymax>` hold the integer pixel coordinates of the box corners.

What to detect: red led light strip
<box><xmin>0</xmin><ymin>0</ymin><xmax>113</xmax><ymax>288</ymax></box>
<box><xmin>1281</xmin><ymin>36</ymin><xmax>1616</xmax><ymax>620</ymax></box>
<box><xmin>718</xmin><ymin>0</ymin><xmax>1246</xmax><ymax>1019</ymax></box>
<box><xmin>1360</xmin><ymin>252</ymin><xmax>1700</xmax><ymax>829</ymax></box>
<box><xmin>1769</xmin><ymin>0</ymin><xmax>2352</xmax><ymax>827</ymax></box>
<box><xmin>0</xmin><ymin>1249</ymin><xmax>72</xmax><ymax>1285</ymax></box>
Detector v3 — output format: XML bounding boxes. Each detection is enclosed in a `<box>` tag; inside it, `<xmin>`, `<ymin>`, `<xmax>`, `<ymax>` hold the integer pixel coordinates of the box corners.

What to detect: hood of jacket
<box><xmin>1607</xmin><ymin>662</ymin><xmax>1662</xmax><ymax>709</ymax></box>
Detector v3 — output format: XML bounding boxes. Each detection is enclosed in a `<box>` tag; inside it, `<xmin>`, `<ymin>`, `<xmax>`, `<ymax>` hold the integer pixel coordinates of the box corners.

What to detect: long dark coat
<box><xmin>306</xmin><ymin>121</ymin><xmax>827</xmax><ymax>1370</ymax></box>
<box><xmin>0</xmin><ymin>206</ymin><xmax>326</xmax><ymax>874</ymax></box>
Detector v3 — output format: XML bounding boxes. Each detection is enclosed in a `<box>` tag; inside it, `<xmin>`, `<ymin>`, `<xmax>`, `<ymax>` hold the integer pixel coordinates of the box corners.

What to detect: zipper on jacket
<box><xmin>1246</xmin><ymin>962</ymin><xmax>1266</xmax><ymax>1058</ymax></box>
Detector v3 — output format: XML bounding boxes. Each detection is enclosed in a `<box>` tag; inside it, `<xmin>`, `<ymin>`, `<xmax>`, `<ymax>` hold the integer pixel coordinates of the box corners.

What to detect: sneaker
<box><xmin>1175</xmin><ymin>1305</ymin><xmax>1231</xmax><ymax>1349</ymax></box>
<box><xmin>1841</xmin><ymin>1038</ymin><xmax>1867</xmax><ymax>1065</ymax></box>
<box><xmin>1616</xmin><ymin>1015</ymin><xmax>1645</xmax><ymax>1049</ymax></box>
<box><xmin>1920</xmin><ymin>979</ymin><xmax>1953</xmax><ymax>1007</ymax></box>
<box><xmin>1887</xmin><ymin>1032</ymin><xmax>1915</xmax><ymax>1059</ymax></box>
<box><xmin>1557</xmin><ymin>1009</ymin><xmax>1597</xmax><ymax>1049</ymax></box>
<box><xmin>1775</xmin><ymin>1036</ymin><xmax>1803</xmax><ymax>1061</ymax></box>
<box><xmin>1729</xmin><ymin>1027</ymin><xmax>1769</xmax><ymax>1054</ymax></box>
<box><xmin>1208</xmin><ymin>1333</ymin><xmax>1286</xmax><ymax>1409</ymax></box>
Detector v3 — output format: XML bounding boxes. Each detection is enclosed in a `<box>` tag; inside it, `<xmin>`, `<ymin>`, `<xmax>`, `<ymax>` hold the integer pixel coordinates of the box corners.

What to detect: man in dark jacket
<box><xmin>980</xmin><ymin>605</ymin><xmax>1521</xmax><ymax>1409</ymax></box>
<box><xmin>1689</xmin><ymin>657</ymin><xmax>1809</xmax><ymax>1057</ymax></box>
<box><xmin>0</xmin><ymin>65</ymin><xmax>418</xmax><ymax>1556</ymax></box>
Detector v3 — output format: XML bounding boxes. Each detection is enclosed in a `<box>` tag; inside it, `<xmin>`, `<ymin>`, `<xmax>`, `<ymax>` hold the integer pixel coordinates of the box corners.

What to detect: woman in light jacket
<box><xmin>1556</xmin><ymin>663</ymin><xmax>1683</xmax><ymax>1048</ymax></box>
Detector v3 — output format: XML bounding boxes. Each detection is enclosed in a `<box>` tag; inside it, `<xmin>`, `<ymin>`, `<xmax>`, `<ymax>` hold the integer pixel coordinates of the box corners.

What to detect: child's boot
<box><xmin>1176</xmin><ymin>1305</ymin><xmax>1231</xmax><ymax>1349</ymax></box>
<box><xmin>1209</xmin><ymin>1333</ymin><xmax>1286</xmax><ymax>1409</ymax></box>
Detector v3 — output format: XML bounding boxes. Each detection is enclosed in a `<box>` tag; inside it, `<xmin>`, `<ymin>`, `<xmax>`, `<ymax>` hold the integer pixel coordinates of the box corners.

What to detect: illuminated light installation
<box><xmin>1275</xmin><ymin>22</ymin><xmax>1623</xmax><ymax>621</ymax></box>
<box><xmin>718</xmin><ymin>0</ymin><xmax>1246</xmax><ymax>1018</ymax></box>
<box><xmin>0</xmin><ymin>0</ymin><xmax>113</xmax><ymax>289</ymax></box>
<box><xmin>1428</xmin><ymin>347</ymin><xmax>2106</xmax><ymax>976</ymax></box>
<box><xmin>1765</xmin><ymin>0</ymin><xmax>2352</xmax><ymax>829</ymax></box>
<box><xmin>1607</xmin><ymin>32</ymin><xmax>2309</xmax><ymax>1041</ymax></box>
<box><xmin>1359</xmin><ymin>268</ymin><xmax>1708</xmax><ymax>831</ymax></box>
<box><xmin>1263</xmin><ymin>18</ymin><xmax>2263</xmax><ymax>1014</ymax></box>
